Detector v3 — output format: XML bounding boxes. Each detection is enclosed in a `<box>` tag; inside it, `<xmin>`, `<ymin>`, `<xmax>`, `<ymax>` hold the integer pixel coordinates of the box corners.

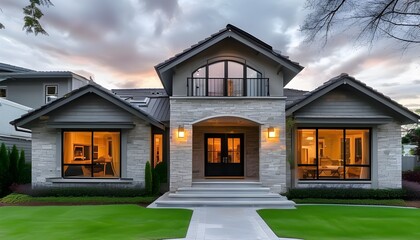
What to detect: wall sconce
<box><xmin>178</xmin><ymin>125</ymin><xmax>185</xmax><ymax>138</ymax></box>
<box><xmin>268</xmin><ymin>127</ymin><xmax>275</xmax><ymax>138</ymax></box>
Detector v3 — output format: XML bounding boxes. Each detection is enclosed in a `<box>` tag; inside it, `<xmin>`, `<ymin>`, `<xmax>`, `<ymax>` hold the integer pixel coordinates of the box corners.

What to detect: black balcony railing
<box><xmin>187</xmin><ymin>77</ymin><xmax>269</xmax><ymax>97</ymax></box>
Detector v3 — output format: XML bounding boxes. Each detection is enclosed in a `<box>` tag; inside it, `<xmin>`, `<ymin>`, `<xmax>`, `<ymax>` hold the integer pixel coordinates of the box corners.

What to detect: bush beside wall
<box><xmin>287</xmin><ymin>188</ymin><xmax>406</xmax><ymax>200</ymax></box>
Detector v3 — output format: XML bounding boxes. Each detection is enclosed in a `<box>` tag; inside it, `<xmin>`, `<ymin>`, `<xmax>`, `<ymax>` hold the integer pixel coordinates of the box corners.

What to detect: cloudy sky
<box><xmin>0</xmin><ymin>0</ymin><xmax>419</xmax><ymax>110</ymax></box>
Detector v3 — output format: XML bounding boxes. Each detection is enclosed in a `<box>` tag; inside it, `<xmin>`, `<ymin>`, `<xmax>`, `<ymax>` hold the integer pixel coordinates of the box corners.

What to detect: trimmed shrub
<box><xmin>286</xmin><ymin>188</ymin><xmax>406</xmax><ymax>200</ymax></box>
<box><xmin>154</xmin><ymin>162</ymin><xmax>167</xmax><ymax>183</ymax></box>
<box><xmin>152</xmin><ymin>168</ymin><xmax>160</xmax><ymax>194</ymax></box>
<box><xmin>145</xmin><ymin>161</ymin><xmax>152</xmax><ymax>194</ymax></box>
<box><xmin>25</xmin><ymin>187</ymin><xmax>146</xmax><ymax>197</ymax></box>
<box><xmin>402</xmin><ymin>170</ymin><xmax>420</xmax><ymax>183</ymax></box>
<box><xmin>9</xmin><ymin>145</ymin><xmax>19</xmax><ymax>184</ymax></box>
<box><xmin>0</xmin><ymin>143</ymin><xmax>10</xmax><ymax>196</ymax></box>
<box><xmin>17</xmin><ymin>150</ymin><xmax>27</xmax><ymax>184</ymax></box>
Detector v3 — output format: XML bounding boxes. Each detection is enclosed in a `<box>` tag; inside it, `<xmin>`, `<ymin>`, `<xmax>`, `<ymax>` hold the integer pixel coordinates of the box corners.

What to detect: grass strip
<box><xmin>0</xmin><ymin>205</ymin><xmax>192</xmax><ymax>240</ymax></box>
<box><xmin>1</xmin><ymin>193</ymin><xmax>156</xmax><ymax>204</ymax></box>
<box><xmin>292</xmin><ymin>198</ymin><xmax>407</xmax><ymax>206</ymax></box>
<box><xmin>259</xmin><ymin>205</ymin><xmax>420</xmax><ymax>240</ymax></box>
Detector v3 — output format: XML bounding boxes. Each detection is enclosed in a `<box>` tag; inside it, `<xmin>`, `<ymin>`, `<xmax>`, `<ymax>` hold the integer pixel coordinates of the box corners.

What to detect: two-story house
<box><xmin>11</xmin><ymin>25</ymin><xmax>419</xmax><ymax>206</ymax></box>
<box><xmin>0</xmin><ymin>62</ymin><xmax>91</xmax><ymax>109</ymax></box>
<box><xmin>0</xmin><ymin>63</ymin><xmax>91</xmax><ymax>161</ymax></box>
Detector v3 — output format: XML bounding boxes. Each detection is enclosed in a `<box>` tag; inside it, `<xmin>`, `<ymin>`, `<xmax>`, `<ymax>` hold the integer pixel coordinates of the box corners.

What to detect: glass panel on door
<box><xmin>207</xmin><ymin>137</ymin><xmax>221</xmax><ymax>163</ymax></box>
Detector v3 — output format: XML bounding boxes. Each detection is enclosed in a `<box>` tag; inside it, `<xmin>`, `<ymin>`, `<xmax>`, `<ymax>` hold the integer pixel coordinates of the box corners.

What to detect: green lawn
<box><xmin>259</xmin><ymin>205</ymin><xmax>420</xmax><ymax>240</ymax></box>
<box><xmin>0</xmin><ymin>205</ymin><xmax>192</xmax><ymax>240</ymax></box>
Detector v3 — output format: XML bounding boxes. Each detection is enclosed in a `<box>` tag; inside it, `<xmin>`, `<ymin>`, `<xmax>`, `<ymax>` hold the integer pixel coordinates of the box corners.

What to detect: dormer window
<box><xmin>188</xmin><ymin>60</ymin><xmax>268</xmax><ymax>97</ymax></box>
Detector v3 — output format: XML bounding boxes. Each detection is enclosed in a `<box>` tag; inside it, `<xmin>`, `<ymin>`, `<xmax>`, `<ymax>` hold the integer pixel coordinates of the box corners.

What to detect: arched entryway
<box><xmin>191</xmin><ymin>116</ymin><xmax>261</xmax><ymax>180</ymax></box>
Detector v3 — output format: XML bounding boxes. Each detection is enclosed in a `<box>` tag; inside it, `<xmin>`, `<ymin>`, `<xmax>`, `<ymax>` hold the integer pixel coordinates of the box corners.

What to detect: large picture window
<box><xmin>297</xmin><ymin>128</ymin><xmax>371</xmax><ymax>180</ymax></box>
<box><xmin>62</xmin><ymin>131</ymin><xmax>120</xmax><ymax>178</ymax></box>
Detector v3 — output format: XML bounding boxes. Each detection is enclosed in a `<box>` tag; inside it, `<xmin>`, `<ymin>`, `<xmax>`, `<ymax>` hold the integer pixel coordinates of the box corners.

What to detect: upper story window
<box><xmin>188</xmin><ymin>60</ymin><xmax>269</xmax><ymax>97</ymax></box>
<box><xmin>45</xmin><ymin>85</ymin><xmax>58</xmax><ymax>103</ymax></box>
<box><xmin>0</xmin><ymin>87</ymin><xmax>6</xmax><ymax>98</ymax></box>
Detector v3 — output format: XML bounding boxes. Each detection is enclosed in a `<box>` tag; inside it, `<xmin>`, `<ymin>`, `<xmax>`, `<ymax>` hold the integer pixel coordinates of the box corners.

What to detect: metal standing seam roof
<box><xmin>112</xmin><ymin>88</ymin><xmax>169</xmax><ymax>123</ymax></box>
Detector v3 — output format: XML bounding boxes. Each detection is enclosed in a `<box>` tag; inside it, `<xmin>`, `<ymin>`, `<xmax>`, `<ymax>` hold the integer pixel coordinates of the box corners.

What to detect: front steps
<box><xmin>148</xmin><ymin>181</ymin><xmax>295</xmax><ymax>208</ymax></box>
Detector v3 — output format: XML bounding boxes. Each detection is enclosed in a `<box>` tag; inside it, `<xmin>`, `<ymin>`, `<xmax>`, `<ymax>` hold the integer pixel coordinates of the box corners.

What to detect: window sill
<box><xmin>298</xmin><ymin>180</ymin><xmax>371</xmax><ymax>184</ymax></box>
<box><xmin>46</xmin><ymin>178</ymin><xmax>134</xmax><ymax>184</ymax></box>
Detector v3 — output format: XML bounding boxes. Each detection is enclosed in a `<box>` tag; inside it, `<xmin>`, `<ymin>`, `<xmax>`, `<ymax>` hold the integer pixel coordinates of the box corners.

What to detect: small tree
<box><xmin>9</xmin><ymin>145</ymin><xmax>20</xmax><ymax>185</ymax></box>
<box><xmin>402</xmin><ymin>127</ymin><xmax>420</xmax><ymax>156</ymax></box>
<box><xmin>145</xmin><ymin>161</ymin><xmax>152</xmax><ymax>195</ymax></box>
<box><xmin>0</xmin><ymin>143</ymin><xmax>10</xmax><ymax>195</ymax></box>
<box><xmin>18</xmin><ymin>150</ymin><xmax>27</xmax><ymax>184</ymax></box>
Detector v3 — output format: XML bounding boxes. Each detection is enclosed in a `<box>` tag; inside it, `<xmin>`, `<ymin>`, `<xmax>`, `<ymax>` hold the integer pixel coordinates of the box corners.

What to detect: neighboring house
<box><xmin>0</xmin><ymin>62</ymin><xmax>91</xmax><ymax>109</ymax></box>
<box><xmin>0</xmin><ymin>98</ymin><xmax>32</xmax><ymax>161</ymax></box>
<box><xmin>11</xmin><ymin>24</ymin><xmax>419</xmax><ymax>193</ymax></box>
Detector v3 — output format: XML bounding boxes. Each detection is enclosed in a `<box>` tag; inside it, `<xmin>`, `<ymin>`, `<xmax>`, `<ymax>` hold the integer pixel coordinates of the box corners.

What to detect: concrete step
<box><xmin>168</xmin><ymin>193</ymin><xmax>285</xmax><ymax>198</ymax></box>
<box><xmin>192</xmin><ymin>181</ymin><xmax>262</xmax><ymax>188</ymax></box>
<box><xmin>176</xmin><ymin>187</ymin><xmax>271</xmax><ymax>194</ymax></box>
<box><xmin>153</xmin><ymin>199</ymin><xmax>296</xmax><ymax>208</ymax></box>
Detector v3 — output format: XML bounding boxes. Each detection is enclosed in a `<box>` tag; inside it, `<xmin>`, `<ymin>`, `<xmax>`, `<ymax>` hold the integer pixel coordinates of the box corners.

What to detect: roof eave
<box><xmin>286</xmin><ymin>75</ymin><xmax>419</xmax><ymax>124</ymax></box>
<box><xmin>11</xmin><ymin>84</ymin><xmax>165</xmax><ymax>130</ymax></box>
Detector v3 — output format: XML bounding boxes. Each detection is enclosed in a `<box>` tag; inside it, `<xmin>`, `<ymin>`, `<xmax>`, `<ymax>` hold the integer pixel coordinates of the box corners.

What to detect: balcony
<box><xmin>187</xmin><ymin>77</ymin><xmax>269</xmax><ymax>97</ymax></box>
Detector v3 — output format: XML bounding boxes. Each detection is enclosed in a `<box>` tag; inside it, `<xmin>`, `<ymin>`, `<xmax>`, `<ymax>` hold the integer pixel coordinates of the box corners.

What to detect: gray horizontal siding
<box><xmin>0</xmin><ymin>136</ymin><xmax>31</xmax><ymax>162</ymax></box>
<box><xmin>295</xmin><ymin>86</ymin><xmax>387</xmax><ymax>118</ymax></box>
<box><xmin>49</xmin><ymin>93</ymin><xmax>133</xmax><ymax>123</ymax></box>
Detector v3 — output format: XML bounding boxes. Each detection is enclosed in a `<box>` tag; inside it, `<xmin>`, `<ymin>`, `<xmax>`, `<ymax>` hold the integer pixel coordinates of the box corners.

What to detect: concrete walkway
<box><xmin>171</xmin><ymin>207</ymin><xmax>297</xmax><ymax>240</ymax></box>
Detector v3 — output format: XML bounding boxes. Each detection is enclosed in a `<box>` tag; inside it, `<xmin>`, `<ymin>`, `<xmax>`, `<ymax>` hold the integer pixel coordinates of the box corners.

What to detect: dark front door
<box><xmin>205</xmin><ymin>133</ymin><xmax>244</xmax><ymax>177</ymax></box>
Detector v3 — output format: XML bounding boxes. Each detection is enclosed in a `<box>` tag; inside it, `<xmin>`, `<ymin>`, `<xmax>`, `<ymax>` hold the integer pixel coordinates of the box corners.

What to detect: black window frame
<box><xmin>61</xmin><ymin>129</ymin><xmax>122</xmax><ymax>179</ymax></box>
<box><xmin>297</xmin><ymin>127</ymin><xmax>372</xmax><ymax>181</ymax></box>
<box><xmin>189</xmin><ymin>60</ymin><xmax>267</xmax><ymax>97</ymax></box>
<box><xmin>0</xmin><ymin>87</ymin><xmax>7</xmax><ymax>98</ymax></box>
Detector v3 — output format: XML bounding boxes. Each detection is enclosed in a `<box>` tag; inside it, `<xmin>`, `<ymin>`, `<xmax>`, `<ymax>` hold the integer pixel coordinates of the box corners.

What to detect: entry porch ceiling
<box><xmin>193</xmin><ymin>117</ymin><xmax>260</xmax><ymax>127</ymax></box>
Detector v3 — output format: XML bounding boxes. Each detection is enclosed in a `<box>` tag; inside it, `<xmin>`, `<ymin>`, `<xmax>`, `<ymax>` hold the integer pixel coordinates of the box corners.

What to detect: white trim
<box><xmin>190</xmin><ymin>114</ymin><xmax>263</xmax><ymax>125</ymax></box>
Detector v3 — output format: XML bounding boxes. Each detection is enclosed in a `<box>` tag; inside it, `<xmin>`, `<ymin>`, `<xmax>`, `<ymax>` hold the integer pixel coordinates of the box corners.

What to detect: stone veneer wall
<box><xmin>377</xmin><ymin>121</ymin><xmax>402</xmax><ymax>189</ymax></box>
<box><xmin>31</xmin><ymin>118</ymin><xmax>150</xmax><ymax>188</ymax></box>
<box><xmin>125</xmin><ymin>118</ymin><xmax>151</xmax><ymax>187</ymax></box>
<box><xmin>31</xmin><ymin>122</ymin><xmax>59</xmax><ymax>187</ymax></box>
<box><xmin>170</xmin><ymin>97</ymin><xmax>287</xmax><ymax>192</ymax></box>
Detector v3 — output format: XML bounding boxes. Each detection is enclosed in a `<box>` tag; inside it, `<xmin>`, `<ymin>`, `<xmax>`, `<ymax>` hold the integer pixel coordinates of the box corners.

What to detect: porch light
<box><xmin>178</xmin><ymin>125</ymin><xmax>185</xmax><ymax>138</ymax></box>
<box><xmin>268</xmin><ymin>127</ymin><xmax>275</xmax><ymax>138</ymax></box>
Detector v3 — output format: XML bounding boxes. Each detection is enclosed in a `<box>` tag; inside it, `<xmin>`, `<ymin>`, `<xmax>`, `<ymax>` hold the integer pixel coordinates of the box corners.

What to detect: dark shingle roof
<box><xmin>155</xmin><ymin>24</ymin><xmax>304</xmax><ymax>94</ymax></box>
<box><xmin>286</xmin><ymin>73</ymin><xmax>419</xmax><ymax>124</ymax></box>
<box><xmin>284</xmin><ymin>88</ymin><xmax>308</xmax><ymax>108</ymax></box>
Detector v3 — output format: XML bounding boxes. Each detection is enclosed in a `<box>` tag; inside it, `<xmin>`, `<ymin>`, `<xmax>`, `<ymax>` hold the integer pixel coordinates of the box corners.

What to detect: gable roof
<box><xmin>11</xmin><ymin>83</ymin><xmax>164</xmax><ymax>129</ymax></box>
<box><xmin>0</xmin><ymin>62</ymin><xmax>35</xmax><ymax>73</ymax></box>
<box><xmin>286</xmin><ymin>73</ymin><xmax>419</xmax><ymax>124</ymax></box>
<box><xmin>155</xmin><ymin>24</ymin><xmax>304</xmax><ymax>95</ymax></box>
<box><xmin>0</xmin><ymin>71</ymin><xmax>90</xmax><ymax>83</ymax></box>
